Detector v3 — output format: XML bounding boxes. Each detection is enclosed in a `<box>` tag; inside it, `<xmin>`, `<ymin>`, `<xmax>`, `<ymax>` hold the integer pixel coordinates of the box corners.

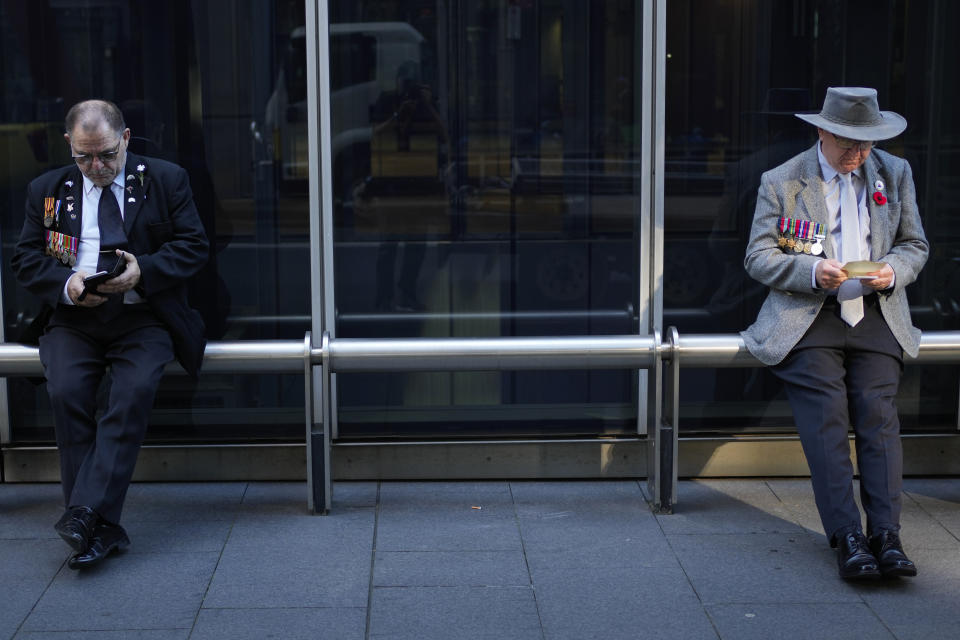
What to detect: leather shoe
<box><xmin>67</xmin><ymin>522</ymin><xmax>130</xmax><ymax>570</ymax></box>
<box><xmin>54</xmin><ymin>506</ymin><xmax>98</xmax><ymax>553</ymax></box>
<box><xmin>869</xmin><ymin>530</ymin><xmax>917</xmax><ymax>577</ymax></box>
<box><xmin>836</xmin><ymin>528</ymin><xmax>881</xmax><ymax>580</ymax></box>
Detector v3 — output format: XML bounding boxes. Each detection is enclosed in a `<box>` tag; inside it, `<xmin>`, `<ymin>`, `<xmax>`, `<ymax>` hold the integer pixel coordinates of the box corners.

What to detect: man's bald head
<box><xmin>65</xmin><ymin>100</ymin><xmax>126</xmax><ymax>137</ymax></box>
<box><xmin>63</xmin><ymin>100</ymin><xmax>131</xmax><ymax>187</ymax></box>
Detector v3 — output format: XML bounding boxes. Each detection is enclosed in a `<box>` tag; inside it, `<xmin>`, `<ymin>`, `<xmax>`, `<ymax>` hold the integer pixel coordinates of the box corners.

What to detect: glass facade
<box><xmin>0</xmin><ymin>1</ymin><xmax>957</xmax><ymax>449</ymax></box>
<box><xmin>664</xmin><ymin>0</ymin><xmax>960</xmax><ymax>434</ymax></box>
<box><xmin>0</xmin><ymin>1</ymin><xmax>309</xmax><ymax>442</ymax></box>
<box><xmin>329</xmin><ymin>1</ymin><xmax>645</xmax><ymax>438</ymax></box>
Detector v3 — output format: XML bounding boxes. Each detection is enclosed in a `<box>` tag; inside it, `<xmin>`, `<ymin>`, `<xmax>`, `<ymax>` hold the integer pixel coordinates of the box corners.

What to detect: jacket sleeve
<box><xmin>134</xmin><ymin>165</ymin><xmax>210</xmax><ymax>296</ymax></box>
<box><xmin>743</xmin><ymin>170</ymin><xmax>820</xmax><ymax>294</ymax></box>
<box><xmin>10</xmin><ymin>179</ymin><xmax>75</xmax><ymax>307</ymax></box>
<box><xmin>877</xmin><ymin>159</ymin><xmax>928</xmax><ymax>291</ymax></box>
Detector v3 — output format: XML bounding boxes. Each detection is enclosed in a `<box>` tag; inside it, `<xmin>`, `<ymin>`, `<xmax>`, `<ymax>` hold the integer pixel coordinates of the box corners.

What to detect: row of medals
<box><xmin>778</xmin><ymin>233</ymin><xmax>825</xmax><ymax>256</ymax></box>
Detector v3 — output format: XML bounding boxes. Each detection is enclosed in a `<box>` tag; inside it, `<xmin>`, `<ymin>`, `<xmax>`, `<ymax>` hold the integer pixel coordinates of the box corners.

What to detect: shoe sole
<box><xmin>67</xmin><ymin>537</ymin><xmax>131</xmax><ymax>570</ymax></box>
<box><xmin>840</xmin><ymin>569</ymin><xmax>882</xmax><ymax>581</ymax></box>
<box><xmin>881</xmin><ymin>565</ymin><xmax>918</xmax><ymax>578</ymax></box>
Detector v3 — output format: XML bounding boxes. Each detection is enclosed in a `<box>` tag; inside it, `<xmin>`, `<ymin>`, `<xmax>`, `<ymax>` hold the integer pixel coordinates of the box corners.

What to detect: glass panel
<box><xmin>665</xmin><ymin>0</ymin><xmax>960</xmax><ymax>433</ymax></box>
<box><xmin>329</xmin><ymin>1</ymin><xmax>644</xmax><ymax>438</ymax></box>
<box><xmin>0</xmin><ymin>1</ymin><xmax>308</xmax><ymax>442</ymax></box>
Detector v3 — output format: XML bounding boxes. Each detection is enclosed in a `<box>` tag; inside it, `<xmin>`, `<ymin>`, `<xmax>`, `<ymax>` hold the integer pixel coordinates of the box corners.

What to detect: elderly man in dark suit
<box><xmin>11</xmin><ymin>99</ymin><xmax>208</xmax><ymax>569</ymax></box>
<box><xmin>742</xmin><ymin>87</ymin><xmax>928</xmax><ymax>580</ymax></box>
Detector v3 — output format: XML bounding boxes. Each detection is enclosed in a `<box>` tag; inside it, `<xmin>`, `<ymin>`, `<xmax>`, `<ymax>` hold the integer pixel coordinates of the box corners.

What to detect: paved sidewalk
<box><xmin>1</xmin><ymin>478</ymin><xmax>958</xmax><ymax>639</ymax></box>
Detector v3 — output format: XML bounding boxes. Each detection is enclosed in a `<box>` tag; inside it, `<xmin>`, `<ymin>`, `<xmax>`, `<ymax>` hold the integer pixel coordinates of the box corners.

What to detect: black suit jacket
<box><xmin>11</xmin><ymin>152</ymin><xmax>210</xmax><ymax>377</ymax></box>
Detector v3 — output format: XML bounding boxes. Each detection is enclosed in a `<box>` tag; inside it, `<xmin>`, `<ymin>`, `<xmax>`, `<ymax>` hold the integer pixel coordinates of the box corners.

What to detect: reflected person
<box><xmin>742</xmin><ymin>88</ymin><xmax>928</xmax><ymax>580</ymax></box>
<box><xmin>362</xmin><ymin>64</ymin><xmax>449</xmax><ymax>312</ymax></box>
<box><xmin>11</xmin><ymin>100</ymin><xmax>209</xmax><ymax>569</ymax></box>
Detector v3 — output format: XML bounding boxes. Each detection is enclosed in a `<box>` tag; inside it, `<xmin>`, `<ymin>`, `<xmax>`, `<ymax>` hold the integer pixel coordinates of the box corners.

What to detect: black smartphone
<box><xmin>78</xmin><ymin>255</ymin><xmax>127</xmax><ymax>300</ymax></box>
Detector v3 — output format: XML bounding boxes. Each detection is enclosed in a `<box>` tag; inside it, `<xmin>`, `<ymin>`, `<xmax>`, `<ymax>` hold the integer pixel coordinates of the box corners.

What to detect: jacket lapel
<box><xmin>56</xmin><ymin>167</ymin><xmax>84</xmax><ymax>239</ymax></box>
<box><xmin>863</xmin><ymin>154</ymin><xmax>887</xmax><ymax>260</ymax></box>
<box><xmin>795</xmin><ymin>146</ymin><xmax>833</xmax><ymax>259</ymax></box>
<box><xmin>121</xmin><ymin>153</ymin><xmax>147</xmax><ymax>233</ymax></box>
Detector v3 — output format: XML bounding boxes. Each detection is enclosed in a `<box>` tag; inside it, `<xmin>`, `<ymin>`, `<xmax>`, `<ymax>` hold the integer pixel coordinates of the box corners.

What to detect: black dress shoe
<box><xmin>54</xmin><ymin>506</ymin><xmax>98</xmax><ymax>553</ymax></box>
<box><xmin>67</xmin><ymin>522</ymin><xmax>130</xmax><ymax>570</ymax></box>
<box><xmin>836</xmin><ymin>529</ymin><xmax>881</xmax><ymax>580</ymax></box>
<box><xmin>869</xmin><ymin>530</ymin><xmax>917</xmax><ymax>577</ymax></box>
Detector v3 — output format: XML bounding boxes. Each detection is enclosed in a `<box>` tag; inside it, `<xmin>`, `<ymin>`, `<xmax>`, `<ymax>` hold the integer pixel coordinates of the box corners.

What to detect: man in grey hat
<box><xmin>742</xmin><ymin>87</ymin><xmax>928</xmax><ymax>580</ymax></box>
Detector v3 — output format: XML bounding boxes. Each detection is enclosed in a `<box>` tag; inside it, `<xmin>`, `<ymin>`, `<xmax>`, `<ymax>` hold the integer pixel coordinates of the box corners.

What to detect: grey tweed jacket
<box><xmin>741</xmin><ymin>144</ymin><xmax>928</xmax><ymax>365</ymax></box>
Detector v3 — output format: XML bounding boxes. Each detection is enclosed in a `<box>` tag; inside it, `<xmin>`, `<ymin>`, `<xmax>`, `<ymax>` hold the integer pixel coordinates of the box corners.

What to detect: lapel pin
<box><xmin>64</xmin><ymin>180</ymin><xmax>73</xmax><ymax>188</ymax></box>
<box><xmin>128</xmin><ymin>197</ymin><xmax>136</xmax><ymax>203</ymax></box>
<box><xmin>67</xmin><ymin>203</ymin><xmax>74</xmax><ymax>212</ymax></box>
<box><xmin>874</xmin><ymin>179</ymin><xmax>884</xmax><ymax>191</ymax></box>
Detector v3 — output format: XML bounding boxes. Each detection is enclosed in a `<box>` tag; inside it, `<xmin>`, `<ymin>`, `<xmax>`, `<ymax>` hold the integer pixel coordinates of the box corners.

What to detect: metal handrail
<box><xmin>319</xmin><ymin>335</ymin><xmax>658</xmax><ymax>372</ymax></box>
<box><xmin>4</xmin><ymin>329</ymin><xmax>960</xmax><ymax>515</ymax></box>
<box><xmin>662</xmin><ymin>330</ymin><xmax>960</xmax><ymax>367</ymax></box>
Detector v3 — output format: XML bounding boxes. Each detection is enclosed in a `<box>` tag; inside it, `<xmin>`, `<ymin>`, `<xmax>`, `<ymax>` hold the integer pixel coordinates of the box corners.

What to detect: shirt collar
<box><xmin>817</xmin><ymin>140</ymin><xmax>862</xmax><ymax>184</ymax></box>
<box><xmin>82</xmin><ymin>172</ymin><xmax>125</xmax><ymax>197</ymax></box>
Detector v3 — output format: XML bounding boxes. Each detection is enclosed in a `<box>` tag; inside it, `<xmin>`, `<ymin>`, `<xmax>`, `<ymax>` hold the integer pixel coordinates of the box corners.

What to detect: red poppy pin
<box><xmin>872</xmin><ymin>179</ymin><xmax>886</xmax><ymax>205</ymax></box>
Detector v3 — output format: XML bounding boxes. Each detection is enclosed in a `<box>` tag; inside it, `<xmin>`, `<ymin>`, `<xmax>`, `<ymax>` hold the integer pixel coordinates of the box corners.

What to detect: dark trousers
<box><xmin>771</xmin><ymin>294</ymin><xmax>904</xmax><ymax>544</ymax></box>
<box><xmin>39</xmin><ymin>304</ymin><xmax>173</xmax><ymax>524</ymax></box>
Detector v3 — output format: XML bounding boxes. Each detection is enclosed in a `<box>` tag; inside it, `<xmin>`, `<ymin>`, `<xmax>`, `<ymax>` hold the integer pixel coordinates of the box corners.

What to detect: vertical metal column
<box><xmin>305</xmin><ymin>0</ymin><xmax>334</xmax><ymax>513</ymax></box>
<box><xmin>305</xmin><ymin>332</ymin><xmax>331</xmax><ymax>514</ymax></box>
<box><xmin>642</xmin><ymin>0</ymin><xmax>669</xmax><ymax>510</ymax></box>
<box><xmin>655</xmin><ymin>327</ymin><xmax>680</xmax><ymax>513</ymax></box>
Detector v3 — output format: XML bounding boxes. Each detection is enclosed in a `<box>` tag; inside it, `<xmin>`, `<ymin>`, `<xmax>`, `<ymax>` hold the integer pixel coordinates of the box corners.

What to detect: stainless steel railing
<box><xmin>3</xmin><ymin>329</ymin><xmax>960</xmax><ymax>514</ymax></box>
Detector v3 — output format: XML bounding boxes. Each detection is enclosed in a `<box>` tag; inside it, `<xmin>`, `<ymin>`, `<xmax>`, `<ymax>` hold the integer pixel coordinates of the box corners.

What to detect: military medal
<box><xmin>43</xmin><ymin>197</ymin><xmax>55</xmax><ymax>228</ymax></box>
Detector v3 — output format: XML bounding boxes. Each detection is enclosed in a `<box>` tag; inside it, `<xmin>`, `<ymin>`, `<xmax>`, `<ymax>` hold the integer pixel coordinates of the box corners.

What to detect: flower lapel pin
<box><xmin>872</xmin><ymin>179</ymin><xmax>887</xmax><ymax>205</ymax></box>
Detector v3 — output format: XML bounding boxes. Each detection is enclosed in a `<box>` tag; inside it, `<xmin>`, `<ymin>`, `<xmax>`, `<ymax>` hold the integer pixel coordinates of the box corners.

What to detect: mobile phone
<box><xmin>78</xmin><ymin>255</ymin><xmax>127</xmax><ymax>300</ymax></box>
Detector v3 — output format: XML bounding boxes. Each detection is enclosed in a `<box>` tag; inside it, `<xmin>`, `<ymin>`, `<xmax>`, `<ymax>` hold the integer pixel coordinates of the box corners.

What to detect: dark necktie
<box><xmin>96</xmin><ymin>184</ymin><xmax>127</xmax><ymax>320</ymax></box>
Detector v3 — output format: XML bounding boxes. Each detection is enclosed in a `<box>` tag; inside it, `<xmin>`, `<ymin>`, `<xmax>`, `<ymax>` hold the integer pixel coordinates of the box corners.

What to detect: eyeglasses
<box><xmin>831</xmin><ymin>133</ymin><xmax>873</xmax><ymax>151</ymax></box>
<box><xmin>71</xmin><ymin>138</ymin><xmax>123</xmax><ymax>166</ymax></box>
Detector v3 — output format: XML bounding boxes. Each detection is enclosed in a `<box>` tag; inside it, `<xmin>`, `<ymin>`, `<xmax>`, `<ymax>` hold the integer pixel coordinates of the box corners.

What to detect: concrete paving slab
<box><xmin>509</xmin><ymin>480</ymin><xmax>646</xmax><ymax>511</ymax></box>
<box><xmin>659</xmin><ymin>480</ymin><xmax>807</xmax><ymax>536</ymax></box>
<box><xmin>705</xmin><ymin>603</ymin><xmax>893</xmax><ymax>640</ymax></box>
<box><xmin>0</xmin><ymin>484</ymin><xmax>63</xmax><ymax>540</ymax></box>
<box><xmin>121</xmin><ymin>483</ymin><xmax>247</xmax><ymax>522</ymax></box>
<box><xmin>22</xmin><ymin>551</ymin><xmax>219</xmax><ymax>633</ymax></box>
<box><xmin>191</xmin><ymin>607</ymin><xmax>366</xmax><ymax>640</ymax></box>
<box><xmin>524</xmin><ymin>541</ymin><xmax>680</xmax><ymax>573</ymax></box>
<box><xmin>15</xmin><ymin>631</ymin><xmax>189</xmax><ymax>640</ymax></box>
<box><xmin>203</xmin><ymin>510</ymin><xmax>374</xmax><ymax>608</ymax></box>
<box><xmin>761</xmin><ymin>478</ymin><xmax>826</xmax><ymax>537</ymax></box>
<box><xmin>376</xmin><ymin>503</ymin><xmax>523</xmax><ymax>552</ymax></box>
<box><xmin>123</xmin><ymin>519</ymin><xmax>234</xmax><ymax>554</ymax></box>
<box><xmin>668</xmin><ymin>532</ymin><xmax>860</xmax><ymax>604</ymax></box>
<box><xmin>378</xmin><ymin>481</ymin><xmax>515</xmax><ymax>515</ymax></box>
<box><xmin>0</xmin><ymin>540</ymin><xmax>67</xmax><ymax>640</ymax></box>
<box><xmin>902</xmin><ymin>478</ymin><xmax>960</xmax><ymax>512</ymax></box>
<box><xmin>239</xmin><ymin>481</ymin><xmax>378</xmax><ymax>513</ymax></box>
<box><xmin>857</xmin><ymin>548</ymin><xmax>960</xmax><ymax>640</ymax></box>
<box><xmin>368</xmin><ymin>586</ymin><xmax>541</xmax><ymax>640</ymax></box>
<box><xmin>533</xmin><ymin>565</ymin><xmax>717</xmax><ymax>640</ymax></box>
<box><xmin>374</xmin><ymin>550</ymin><xmax>529</xmax><ymax>587</ymax></box>
<box><xmin>511</xmin><ymin>480</ymin><xmax>663</xmax><ymax>554</ymax></box>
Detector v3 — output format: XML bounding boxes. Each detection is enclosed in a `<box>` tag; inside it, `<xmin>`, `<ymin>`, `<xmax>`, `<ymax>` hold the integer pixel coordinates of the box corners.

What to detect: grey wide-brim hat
<box><xmin>795</xmin><ymin>87</ymin><xmax>906</xmax><ymax>140</ymax></box>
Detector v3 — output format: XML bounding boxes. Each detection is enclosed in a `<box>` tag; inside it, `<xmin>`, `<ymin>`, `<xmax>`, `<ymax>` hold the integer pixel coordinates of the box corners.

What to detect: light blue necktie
<box><xmin>838</xmin><ymin>173</ymin><xmax>864</xmax><ymax>326</ymax></box>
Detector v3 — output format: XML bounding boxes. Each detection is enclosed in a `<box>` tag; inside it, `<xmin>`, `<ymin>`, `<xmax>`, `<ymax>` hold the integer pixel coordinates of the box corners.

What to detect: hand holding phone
<box><xmin>77</xmin><ymin>255</ymin><xmax>127</xmax><ymax>301</ymax></box>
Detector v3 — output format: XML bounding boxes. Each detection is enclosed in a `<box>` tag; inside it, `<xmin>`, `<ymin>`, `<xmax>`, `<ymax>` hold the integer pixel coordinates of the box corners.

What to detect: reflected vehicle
<box><xmin>264</xmin><ymin>22</ymin><xmax>425</xmax><ymax>196</ymax></box>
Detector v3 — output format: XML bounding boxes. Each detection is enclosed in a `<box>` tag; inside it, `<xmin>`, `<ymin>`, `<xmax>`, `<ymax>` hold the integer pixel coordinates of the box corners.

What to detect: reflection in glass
<box><xmin>0</xmin><ymin>1</ymin><xmax>309</xmax><ymax>442</ymax></box>
<box><xmin>665</xmin><ymin>0</ymin><xmax>960</xmax><ymax>433</ymax></box>
<box><xmin>329</xmin><ymin>2</ymin><xmax>644</xmax><ymax>438</ymax></box>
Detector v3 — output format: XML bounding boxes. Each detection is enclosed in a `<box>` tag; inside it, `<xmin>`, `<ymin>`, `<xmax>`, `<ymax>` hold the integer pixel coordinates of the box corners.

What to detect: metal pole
<box><xmin>326</xmin><ymin>334</ymin><xmax>659</xmax><ymax>372</ymax></box>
